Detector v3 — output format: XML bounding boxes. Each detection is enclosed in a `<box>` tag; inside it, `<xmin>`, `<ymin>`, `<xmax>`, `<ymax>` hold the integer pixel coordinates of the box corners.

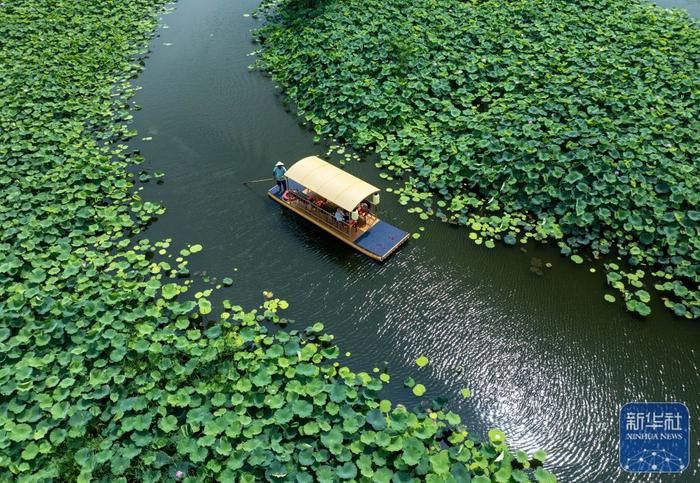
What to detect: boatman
<box><xmin>272</xmin><ymin>161</ymin><xmax>287</xmax><ymax>194</ymax></box>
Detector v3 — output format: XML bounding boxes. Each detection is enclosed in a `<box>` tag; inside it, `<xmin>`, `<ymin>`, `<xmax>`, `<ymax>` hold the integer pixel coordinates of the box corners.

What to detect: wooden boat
<box><xmin>268</xmin><ymin>156</ymin><xmax>409</xmax><ymax>261</ymax></box>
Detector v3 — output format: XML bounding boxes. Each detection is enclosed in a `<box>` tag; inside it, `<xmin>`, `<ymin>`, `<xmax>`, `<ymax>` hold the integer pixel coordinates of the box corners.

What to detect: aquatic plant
<box><xmin>255</xmin><ymin>0</ymin><xmax>700</xmax><ymax>318</ymax></box>
<box><xmin>0</xmin><ymin>0</ymin><xmax>554</xmax><ymax>480</ymax></box>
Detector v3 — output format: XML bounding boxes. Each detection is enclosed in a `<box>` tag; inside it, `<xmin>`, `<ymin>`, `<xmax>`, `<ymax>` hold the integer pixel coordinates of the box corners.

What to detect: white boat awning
<box><xmin>284</xmin><ymin>156</ymin><xmax>379</xmax><ymax>212</ymax></box>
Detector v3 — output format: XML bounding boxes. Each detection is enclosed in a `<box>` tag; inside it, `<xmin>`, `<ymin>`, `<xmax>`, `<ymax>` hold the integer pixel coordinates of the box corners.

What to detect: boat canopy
<box><xmin>284</xmin><ymin>156</ymin><xmax>380</xmax><ymax>212</ymax></box>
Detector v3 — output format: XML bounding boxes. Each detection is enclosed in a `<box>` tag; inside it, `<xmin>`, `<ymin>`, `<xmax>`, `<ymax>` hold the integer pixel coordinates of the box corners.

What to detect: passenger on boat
<box><xmin>335</xmin><ymin>208</ymin><xmax>348</xmax><ymax>223</ymax></box>
<box><xmin>272</xmin><ymin>161</ymin><xmax>287</xmax><ymax>194</ymax></box>
<box><xmin>358</xmin><ymin>201</ymin><xmax>369</xmax><ymax>216</ymax></box>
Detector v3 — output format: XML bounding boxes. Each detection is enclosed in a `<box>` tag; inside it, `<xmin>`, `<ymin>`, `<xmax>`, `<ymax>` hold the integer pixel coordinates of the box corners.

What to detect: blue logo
<box><xmin>619</xmin><ymin>402</ymin><xmax>689</xmax><ymax>473</ymax></box>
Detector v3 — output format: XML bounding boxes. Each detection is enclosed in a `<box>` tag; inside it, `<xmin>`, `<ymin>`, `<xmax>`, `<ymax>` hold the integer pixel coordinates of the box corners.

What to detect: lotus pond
<box><xmin>0</xmin><ymin>0</ymin><xmax>549</xmax><ymax>481</ymax></box>
<box><xmin>255</xmin><ymin>0</ymin><xmax>700</xmax><ymax>319</ymax></box>
<box><xmin>2</xmin><ymin>0</ymin><xmax>700</xmax><ymax>482</ymax></box>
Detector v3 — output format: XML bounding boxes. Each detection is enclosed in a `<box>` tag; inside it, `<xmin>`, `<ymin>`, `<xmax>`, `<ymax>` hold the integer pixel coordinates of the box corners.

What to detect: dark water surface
<box><xmin>131</xmin><ymin>1</ymin><xmax>700</xmax><ymax>481</ymax></box>
<box><xmin>655</xmin><ymin>0</ymin><xmax>700</xmax><ymax>16</ymax></box>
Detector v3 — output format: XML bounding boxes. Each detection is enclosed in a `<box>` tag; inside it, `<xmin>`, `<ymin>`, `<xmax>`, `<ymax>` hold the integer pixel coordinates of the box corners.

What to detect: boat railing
<box><xmin>287</xmin><ymin>190</ymin><xmax>358</xmax><ymax>237</ymax></box>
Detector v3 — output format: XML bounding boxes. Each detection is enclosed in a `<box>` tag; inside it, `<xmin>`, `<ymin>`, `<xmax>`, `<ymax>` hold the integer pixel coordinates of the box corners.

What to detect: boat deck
<box><xmin>268</xmin><ymin>182</ymin><xmax>409</xmax><ymax>261</ymax></box>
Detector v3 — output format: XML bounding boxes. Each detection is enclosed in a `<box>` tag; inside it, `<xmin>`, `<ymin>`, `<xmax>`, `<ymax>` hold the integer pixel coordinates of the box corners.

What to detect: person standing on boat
<box><xmin>272</xmin><ymin>161</ymin><xmax>287</xmax><ymax>194</ymax></box>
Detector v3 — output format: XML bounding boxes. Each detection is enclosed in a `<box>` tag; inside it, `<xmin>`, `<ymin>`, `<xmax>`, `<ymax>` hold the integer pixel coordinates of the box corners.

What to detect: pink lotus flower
<box><xmin>176</xmin><ymin>470</ymin><xmax>184</xmax><ymax>478</ymax></box>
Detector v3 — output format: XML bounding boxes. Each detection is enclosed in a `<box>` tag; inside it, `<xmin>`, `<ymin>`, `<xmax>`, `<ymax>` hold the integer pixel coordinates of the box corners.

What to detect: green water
<box><xmin>131</xmin><ymin>0</ymin><xmax>700</xmax><ymax>480</ymax></box>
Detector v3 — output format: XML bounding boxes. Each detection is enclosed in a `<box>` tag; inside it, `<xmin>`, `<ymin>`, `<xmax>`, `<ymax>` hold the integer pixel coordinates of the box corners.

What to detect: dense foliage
<box><xmin>0</xmin><ymin>1</ymin><xmax>554</xmax><ymax>481</ymax></box>
<box><xmin>255</xmin><ymin>0</ymin><xmax>700</xmax><ymax>318</ymax></box>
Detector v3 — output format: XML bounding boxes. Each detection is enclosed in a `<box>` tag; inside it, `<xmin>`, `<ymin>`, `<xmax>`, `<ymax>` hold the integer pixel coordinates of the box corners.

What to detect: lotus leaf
<box><xmin>489</xmin><ymin>428</ymin><xmax>506</xmax><ymax>445</ymax></box>
<box><xmin>412</xmin><ymin>384</ymin><xmax>426</xmax><ymax>397</ymax></box>
<box><xmin>535</xmin><ymin>467</ymin><xmax>558</xmax><ymax>483</ymax></box>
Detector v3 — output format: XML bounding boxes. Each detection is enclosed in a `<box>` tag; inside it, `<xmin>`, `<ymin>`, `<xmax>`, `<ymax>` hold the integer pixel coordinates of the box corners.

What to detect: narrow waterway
<box><xmin>132</xmin><ymin>1</ymin><xmax>700</xmax><ymax>480</ymax></box>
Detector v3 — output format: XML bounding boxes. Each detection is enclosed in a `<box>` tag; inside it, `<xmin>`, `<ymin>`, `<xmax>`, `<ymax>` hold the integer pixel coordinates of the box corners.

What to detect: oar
<box><xmin>242</xmin><ymin>177</ymin><xmax>274</xmax><ymax>185</ymax></box>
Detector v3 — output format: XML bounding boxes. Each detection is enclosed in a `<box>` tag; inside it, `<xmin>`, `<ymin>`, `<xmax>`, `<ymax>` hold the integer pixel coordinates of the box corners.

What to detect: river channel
<box><xmin>131</xmin><ymin>1</ymin><xmax>700</xmax><ymax>480</ymax></box>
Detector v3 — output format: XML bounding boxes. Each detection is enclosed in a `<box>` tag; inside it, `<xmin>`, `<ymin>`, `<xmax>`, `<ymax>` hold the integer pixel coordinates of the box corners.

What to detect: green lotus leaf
<box><xmin>194</xmin><ymin>298</ymin><xmax>212</xmax><ymax>315</ymax></box>
<box><xmin>429</xmin><ymin>450</ymin><xmax>450</xmax><ymax>475</ymax></box>
<box><xmin>274</xmin><ymin>407</ymin><xmax>293</xmax><ymax>424</ymax></box>
<box><xmin>298</xmin><ymin>448</ymin><xmax>315</xmax><ymax>466</ymax></box>
<box><xmin>366</xmin><ymin>409</ymin><xmax>386</xmax><ymax>430</ymax></box>
<box><xmin>21</xmin><ymin>443</ymin><xmax>40</xmax><ymax>461</ymax></box>
<box><xmin>302</xmin><ymin>421</ymin><xmax>320</xmax><ymax>434</ymax></box>
<box><xmin>158</xmin><ymin>415</ymin><xmax>178</xmax><ymax>433</ymax></box>
<box><xmin>10</xmin><ymin>423</ymin><xmax>33</xmax><ymax>442</ymax></box>
<box><xmin>316</xmin><ymin>466</ymin><xmax>335</xmax><ymax>483</ymax></box>
<box><xmin>532</xmin><ymin>449</ymin><xmax>548</xmax><ymax>462</ymax></box>
<box><xmin>488</xmin><ymin>428</ymin><xmax>506</xmax><ymax>445</ymax></box>
<box><xmin>49</xmin><ymin>428</ymin><xmax>67</xmax><ymax>445</ymax></box>
<box><xmin>292</xmin><ymin>399</ymin><xmax>313</xmax><ymax>418</ymax></box>
<box><xmin>329</xmin><ymin>384</ymin><xmax>346</xmax><ymax>403</ymax></box>
<box><xmin>534</xmin><ymin>467</ymin><xmax>557</xmax><ymax>483</ymax></box>
<box><xmin>503</xmin><ymin>234</ymin><xmax>517</xmax><ymax>246</ymax></box>
<box><xmin>205</xmin><ymin>324</ymin><xmax>222</xmax><ymax>339</ymax></box>
<box><xmin>512</xmin><ymin>469</ymin><xmax>530</xmax><ymax>482</ymax></box>
<box><xmin>250</xmin><ymin>369</ymin><xmax>271</xmax><ymax>386</ymax></box>
<box><xmin>494</xmin><ymin>465</ymin><xmax>513</xmax><ymax>483</ymax></box>
<box><xmin>635</xmin><ymin>290</ymin><xmax>651</xmax><ymax>303</ymax></box>
<box><xmin>446</xmin><ymin>412</ymin><xmax>461</xmax><ymax>426</ymax></box>
<box><xmin>412</xmin><ymin>384</ymin><xmax>426</xmax><ymax>396</ymax></box>
<box><xmin>161</xmin><ymin>283</ymin><xmax>180</xmax><ymax>300</ymax></box>
<box><xmin>401</xmin><ymin>437</ymin><xmax>425</xmax><ymax>466</ymax></box>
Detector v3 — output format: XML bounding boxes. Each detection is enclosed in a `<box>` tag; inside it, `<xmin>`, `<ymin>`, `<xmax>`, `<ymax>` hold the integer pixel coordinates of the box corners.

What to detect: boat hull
<box><xmin>268</xmin><ymin>185</ymin><xmax>409</xmax><ymax>261</ymax></box>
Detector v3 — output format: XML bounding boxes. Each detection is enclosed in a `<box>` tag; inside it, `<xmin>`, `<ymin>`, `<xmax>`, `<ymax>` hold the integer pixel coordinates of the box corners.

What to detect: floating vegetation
<box><xmin>256</xmin><ymin>0</ymin><xmax>700</xmax><ymax>319</ymax></box>
<box><xmin>605</xmin><ymin>263</ymin><xmax>654</xmax><ymax>316</ymax></box>
<box><xmin>0</xmin><ymin>1</ymin><xmax>555</xmax><ymax>480</ymax></box>
<box><xmin>412</xmin><ymin>384</ymin><xmax>427</xmax><ymax>397</ymax></box>
<box><xmin>416</xmin><ymin>355</ymin><xmax>430</xmax><ymax>367</ymax></box>
<box><xmin>570</xmin><ymin>255</ymin><xmax>584</xmax><ymax>265</ymax></box>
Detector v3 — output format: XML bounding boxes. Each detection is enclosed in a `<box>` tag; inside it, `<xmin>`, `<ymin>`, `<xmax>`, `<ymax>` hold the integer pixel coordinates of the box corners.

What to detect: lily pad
<box><xmin>412</xmin><ymin>384</ymin><xmax>426</xmax><ymax>396</ymax></box>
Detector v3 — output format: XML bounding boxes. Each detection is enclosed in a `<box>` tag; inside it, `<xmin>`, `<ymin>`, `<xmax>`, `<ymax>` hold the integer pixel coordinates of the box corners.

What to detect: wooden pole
<box><xmin>242</xmin><ymin>177</ymin><xmax>274</xmax><ymax>185</ymax></box>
